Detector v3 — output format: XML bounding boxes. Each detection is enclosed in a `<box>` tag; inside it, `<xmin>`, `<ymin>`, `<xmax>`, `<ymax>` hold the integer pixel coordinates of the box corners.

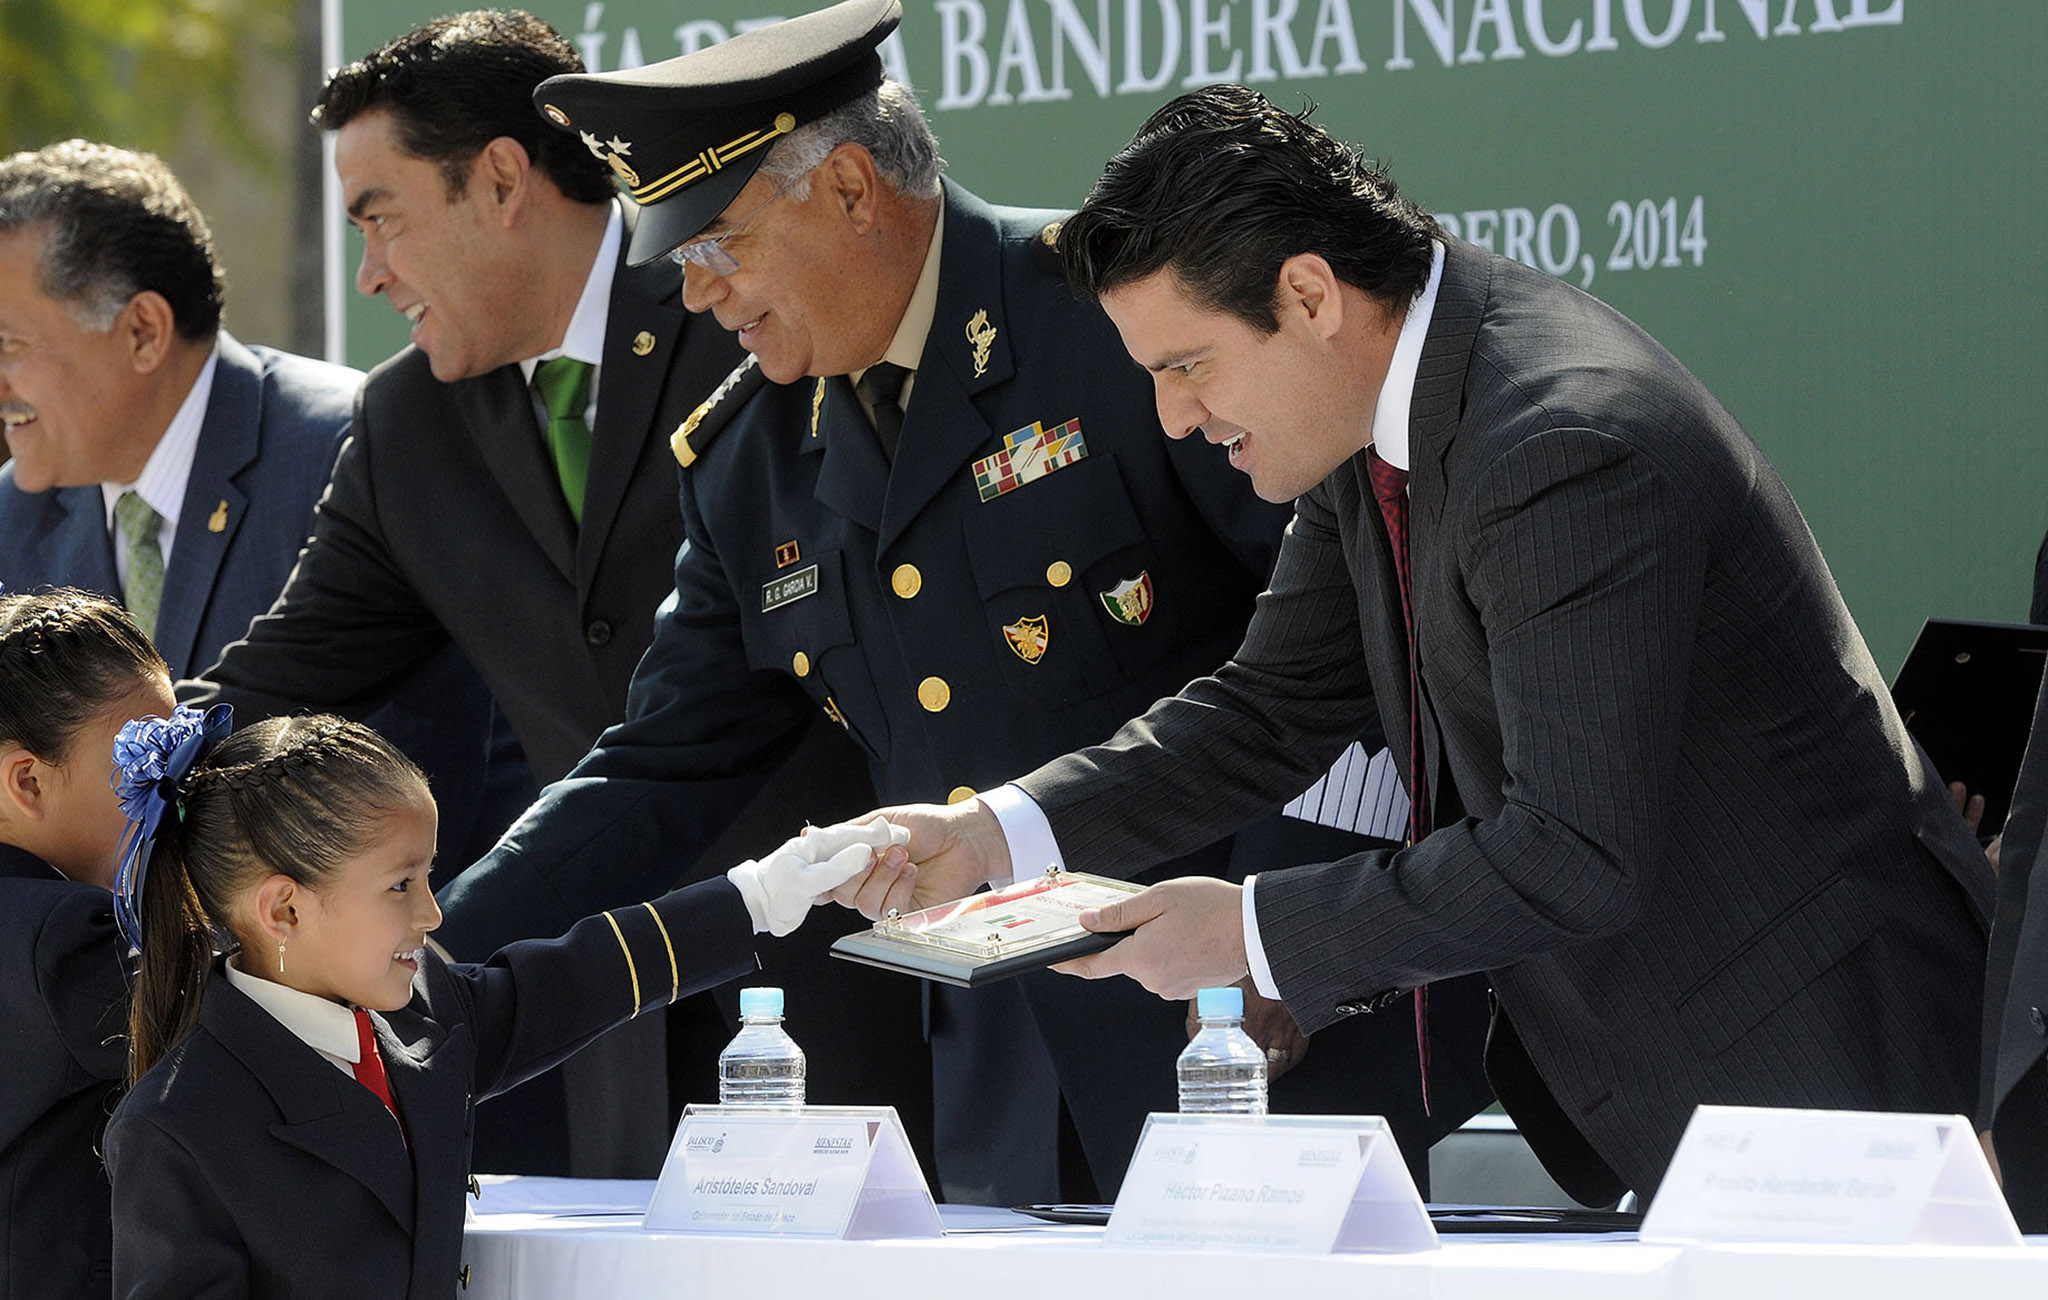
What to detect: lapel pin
<box><xmin>632</xmin><ymin>331</ymin><xmax>655</xmax><ymax>356</ymax></box>
<box><xmin>206</xmin><ymin>500</ymin><xmax>228</xmax><ymax>533</ymax></box>
<box><xmin>965</xmin><ymin>309</ymin><xmax>997</xmax><ymax>379</ymax></box>
<box><xmin>775</xmin><ymin>540</ymin><xmax>801</xmax><ymax>568</ymax></box>
<box><xmin>1003</xmin><ymin>615</ymin><xmax>1050</xmax><ymax>664</ymax></box>
<box><xmin>1100</xmin><ymin>572</ymin><xmax>1154</xmax><ymax>626</ymax></box>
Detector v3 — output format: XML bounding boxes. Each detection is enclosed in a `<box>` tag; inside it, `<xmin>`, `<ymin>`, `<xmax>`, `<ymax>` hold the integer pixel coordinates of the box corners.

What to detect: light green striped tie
<box><xmin>114</xmin><ymin>490</ymin><xmax>165</xmax><ymax>640</ymax></box>
<box><xmin>533</xmin><ymin>357</ymin><xmax>595</xmax><ymax>525</ymax></box>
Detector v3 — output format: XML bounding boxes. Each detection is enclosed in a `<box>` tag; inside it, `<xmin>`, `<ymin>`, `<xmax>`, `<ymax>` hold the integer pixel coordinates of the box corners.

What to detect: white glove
<box><xmin>727</xmin><ymin>819</ymin><xmax>911</xmax><ymax>936</ymax></box>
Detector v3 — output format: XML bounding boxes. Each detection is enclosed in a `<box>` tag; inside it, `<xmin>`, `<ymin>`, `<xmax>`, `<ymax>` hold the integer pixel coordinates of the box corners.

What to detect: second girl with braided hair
<box><xmin>106</xmin><ymin>710</ymin><xmax>907</xmax><ymax>1298</ymax></box>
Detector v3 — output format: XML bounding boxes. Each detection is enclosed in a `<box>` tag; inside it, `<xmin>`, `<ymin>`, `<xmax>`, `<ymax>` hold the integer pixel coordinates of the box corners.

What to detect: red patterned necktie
<box><xmin>352</xmin><ymin>1007</ymin><xmax>401</xmax><ymax>1122</ymax></box>
<box><xmin>1366</xmin><ymin>446</ymin><xmax>1433</xmax><ymax>1116</ymax></box>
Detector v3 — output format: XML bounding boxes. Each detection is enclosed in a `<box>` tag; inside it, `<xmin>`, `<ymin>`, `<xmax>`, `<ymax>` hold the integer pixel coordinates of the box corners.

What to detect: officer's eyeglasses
<box><xmin>668</xmin><ymin>167</ymin><xmax>812</xmax><ymax>276</ymax></box>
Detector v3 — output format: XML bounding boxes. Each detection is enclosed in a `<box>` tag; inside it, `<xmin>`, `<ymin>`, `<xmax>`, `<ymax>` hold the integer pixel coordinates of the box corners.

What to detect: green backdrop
<box><xmin>327</xmin><ymin>1</ymin><xmax>2047</xmax><ymax>674</ymax></box>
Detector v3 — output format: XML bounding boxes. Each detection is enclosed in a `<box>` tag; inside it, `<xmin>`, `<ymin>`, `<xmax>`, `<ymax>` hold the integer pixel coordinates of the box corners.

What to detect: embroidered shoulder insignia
<box><xmin>672</xmin><ymin>354</ymin><xmax>763</xmax><ymax>469</ymax></box>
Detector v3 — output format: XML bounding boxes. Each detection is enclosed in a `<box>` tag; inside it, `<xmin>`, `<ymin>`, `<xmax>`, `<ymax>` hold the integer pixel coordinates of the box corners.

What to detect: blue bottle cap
<box><xmin>739</xmin><ymin>986</ymin><xmax>785</xmax><ymax>1017</ymax></box>
<box><xmin>1196</xmin><ymin>986</ymin><xmax>1243</xmax><ymax>1018</ymax></box>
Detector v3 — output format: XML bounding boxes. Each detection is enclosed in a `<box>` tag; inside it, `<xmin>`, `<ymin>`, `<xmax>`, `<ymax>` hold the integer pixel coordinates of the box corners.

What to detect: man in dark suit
<box><xmin>0</xmin><ymin>141</ymin><xmax>363</xmax><ymax>680</ymax></box>
<box><xmin>179</xmin><ymin>11</ymin><xmax>893</xmax><ymax>1178</ymax></box>
<box><xmin>431</xmin><ymin>0</ymin><xmax>1491</xmax><ymax>1205</ymax></box>
<box><xmin>1981</xmin><ymin>675</ymin><xmax>2048</xmax><ymax>1230</ymax></box>
<box><xmin>857</xmin><ymin>85</ymin><xmax>1996</xmax><ymax>1207</ymax></box>
<box><xmin>0</xmin><ymin>140</ymin><xmax>508</xmax><ymax>871</ymax></box>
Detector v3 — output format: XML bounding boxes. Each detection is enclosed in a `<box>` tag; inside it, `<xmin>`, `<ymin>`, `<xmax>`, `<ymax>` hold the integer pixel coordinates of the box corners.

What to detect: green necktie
<box><xmin>113</xmin><ymin>490</ymin><xmax>165</xmax><ymax>640</ymax></box>
<box><xmin>533</xmin><ymin>357</ymin><xmax>595</xmax><ymax>524</ymax></box>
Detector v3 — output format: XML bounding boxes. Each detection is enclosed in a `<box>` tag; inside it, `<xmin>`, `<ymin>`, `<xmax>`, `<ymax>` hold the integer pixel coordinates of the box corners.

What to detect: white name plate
<box><xmin>1106</xmin><ymin>1113</ymin><xmax>1436</xmax><ymax>1254</ymax></box>
<box><xmin>644</xmin><ymin>1105</ymin><xmax>942</xmax><ymax>1239</ymax></box>
<box><xmin>1641</xmin><ymin>1104</ymin><xmax>2021</xmax><ymax>1247</ymax></box>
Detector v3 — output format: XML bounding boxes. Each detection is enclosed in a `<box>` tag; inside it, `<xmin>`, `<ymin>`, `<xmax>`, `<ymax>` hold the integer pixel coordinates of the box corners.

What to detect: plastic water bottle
<box><xmin>1176</xmin><ymin>986</ymin><xmax>1269</xmax><ymax>1114</ymax></box>
<box><xmin>718</xmin><ymin>987</ymin><xmax>807</xmax><ymax>1109</ymax></box>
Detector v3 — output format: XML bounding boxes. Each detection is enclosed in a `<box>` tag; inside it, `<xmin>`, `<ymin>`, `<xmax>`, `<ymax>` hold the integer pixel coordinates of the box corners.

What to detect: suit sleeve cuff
<box><xmin>1242</xmin><ymin>874</ymin><xmax>1282</xmax><ymax>1000</ymax></box>
<box><xmin>979</xmin><ymin>784</ymin><xmax>1065</xmax><ymax>887</ymax></box>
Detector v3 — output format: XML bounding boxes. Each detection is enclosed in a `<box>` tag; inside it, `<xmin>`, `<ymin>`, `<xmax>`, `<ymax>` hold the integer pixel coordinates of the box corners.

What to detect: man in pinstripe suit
<box><xmin>846</xmin><ymin>85</ymin><xmax>1995</xmax><ymax>1205</ymax></box>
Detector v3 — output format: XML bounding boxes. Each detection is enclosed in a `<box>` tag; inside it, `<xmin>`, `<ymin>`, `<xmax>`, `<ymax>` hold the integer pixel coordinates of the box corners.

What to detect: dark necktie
<box><xmin>533</xmin><ymin>357</ymin><xmax>595</xmax><ymax>523</ymax></box>
<box><xmin>1366</xmin><ymin>446</ymin><xmax>1434</xmax><ymax>1115</ymax></box>
<box><xmin>352</xmin><ymin>1007</ymin><xmax>402</xmax><ymax>1125</ymax></box>
<box><xmin>856</xmin><ymin>361</ymin><xmax>910</xmax><ymax>461</ymax></box>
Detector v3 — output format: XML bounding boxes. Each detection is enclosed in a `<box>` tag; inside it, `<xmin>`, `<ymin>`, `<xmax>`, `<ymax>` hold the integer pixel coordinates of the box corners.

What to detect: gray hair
<box><xmin>760</xmin><ymin>81</ymin><xmax>943</xmax><ymax>202</ymax></box>
<box><xmin>0</xmin><ymin>141</ymin><xmax>224</xmax><ymax>339</ymax></box>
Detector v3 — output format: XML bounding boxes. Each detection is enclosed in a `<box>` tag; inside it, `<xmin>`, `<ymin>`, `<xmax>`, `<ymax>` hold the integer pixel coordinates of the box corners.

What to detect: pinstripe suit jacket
<box><xmin>1981</xmin><ymin>673</ymin><xmax>2048</xmax><ymax>1230</ymax></box>
<box><xmin>1019</xmin><ymin>239</ymin><xmax>1994</xmax><ymax>1203</ymax></box>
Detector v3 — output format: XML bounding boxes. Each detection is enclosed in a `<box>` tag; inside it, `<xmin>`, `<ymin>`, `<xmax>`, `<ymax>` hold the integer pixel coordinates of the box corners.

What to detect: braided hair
<box><xmin>127</xmin><ymin>715</ymin><xmax>428</xmax><ymax>1083</ymax></box>
<box><xmin>0</xmin><ymin>587</ymin><xmax>166</xmax><ymax>763</ymax></box>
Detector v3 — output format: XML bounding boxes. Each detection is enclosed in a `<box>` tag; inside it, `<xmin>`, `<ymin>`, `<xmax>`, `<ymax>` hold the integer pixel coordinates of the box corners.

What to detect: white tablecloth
<box><xmin>460</xmin><ymin>1177</ymin><xmax>2048</xmax><ymax>1300</ymax></box>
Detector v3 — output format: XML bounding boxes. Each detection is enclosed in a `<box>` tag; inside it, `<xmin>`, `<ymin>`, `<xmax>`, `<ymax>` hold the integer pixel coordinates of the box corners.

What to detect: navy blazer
<box><xmin>0</xmin><ymin>333</ymin><xmax>513</xmax><ymax>864</ymax></box>
<box><xmin>0</xmin><ymin>333</ymin><xmax>355</xmax><ymax>679</ymax></box>
<box><xmin>105</xmin><ymin>879</ymin><xmax>756</xmax><ymax>1299</ymax></box>
<box><xmin>0</xmin><ymin>854</ymin><xmax>127</xmax><ymax>1300</ymax></box>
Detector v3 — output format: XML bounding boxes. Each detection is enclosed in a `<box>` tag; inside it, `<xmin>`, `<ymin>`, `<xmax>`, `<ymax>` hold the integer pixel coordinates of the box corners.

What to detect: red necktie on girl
<box><xmin>1366</xmin><ymin>446</ymin><xmax>1433</xmax><ymax>1116</ymax></box>
<box><xmin>352</xmin><ymin>1007</ymin><xmax>402</xmax><ymax>1122</ymax></box>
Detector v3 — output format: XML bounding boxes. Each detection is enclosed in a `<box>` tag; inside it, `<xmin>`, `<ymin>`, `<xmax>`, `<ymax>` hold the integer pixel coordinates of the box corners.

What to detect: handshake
<box><xmin>726</xmin><ymin>818</ymin><xmax>912</xmax><ymax>937</ymax></box>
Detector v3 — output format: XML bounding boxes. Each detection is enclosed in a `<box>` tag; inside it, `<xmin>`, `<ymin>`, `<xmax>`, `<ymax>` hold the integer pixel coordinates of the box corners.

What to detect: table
<box><xmin>461</xmin><ymin>1178</ymin><xmax>2048</xmax><ymax>1300</ymax></box>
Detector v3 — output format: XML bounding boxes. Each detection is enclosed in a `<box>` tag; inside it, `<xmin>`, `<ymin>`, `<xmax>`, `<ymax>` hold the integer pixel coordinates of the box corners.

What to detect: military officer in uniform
<box><xmin>435</xmin><ymin>0</ymin><xmax>1490</xmax><ymax>1203</ymax></box>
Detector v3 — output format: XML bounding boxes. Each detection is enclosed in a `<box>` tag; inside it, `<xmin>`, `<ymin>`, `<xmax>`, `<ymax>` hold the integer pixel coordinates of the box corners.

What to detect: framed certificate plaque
<box><xmin>828</xmin><ymin>869</ymin><xmax>1143</xmax><ymax>987</ymax></box>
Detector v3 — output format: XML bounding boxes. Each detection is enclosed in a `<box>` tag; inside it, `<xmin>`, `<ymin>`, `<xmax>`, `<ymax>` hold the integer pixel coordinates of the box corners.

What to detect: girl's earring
<box><xmin>277</xmin><ymin>938</ymin><xmax>287</xmax><ymax>976</ymax></box>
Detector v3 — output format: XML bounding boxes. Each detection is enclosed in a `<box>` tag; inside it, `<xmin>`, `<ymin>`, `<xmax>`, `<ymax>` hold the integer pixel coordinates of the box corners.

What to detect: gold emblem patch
<box><xmin>965</xmin><ymin>309</ymin><xmax>997</xmax><ymax>379</ymax></box>
<box><xmin>775</xmin><ymin>540</ymin><xmax>801</xmax><ymax>569</ymax></box>
<box><xmin>1100</xmin><ymin>573</ymin><xmax>1154</xmax><ymax>626</ymax></box>
<box><xmin>1003</xmin><ymin>615</ymin><xmax>1050</xmax><ymax>663</ymax></box>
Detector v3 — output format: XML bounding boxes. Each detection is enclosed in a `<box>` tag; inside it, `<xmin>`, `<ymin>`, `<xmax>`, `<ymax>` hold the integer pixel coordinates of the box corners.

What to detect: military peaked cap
<box><xmin>534</xmin><ymin>0</ymin><xmax>902</xmax><ymax>266</ymax></box>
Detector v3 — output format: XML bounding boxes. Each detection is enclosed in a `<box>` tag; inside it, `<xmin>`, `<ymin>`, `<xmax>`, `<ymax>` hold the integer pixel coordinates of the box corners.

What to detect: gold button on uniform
<box><xmin>947</xmin><ymin>786</ymin><xmax>977</xmax><ymax>804</ymax></box>
<box><xmin>1045</xmin><ymin>560</ymin><xmax>1072</xmax><ymax>588</ymax></box>
<box><xmin>892</xmin><ymin>564</ymin><xmax>922</xmax><ymax>598</ymax></box>
<box><xmin>918</xmin><ymin>677</ymin><xmax>951</xmax><ymax>712</ymax></box>
<box><xmin>792</xmin><ymin>651</ymin><xmax>811</xmax><ymax>677</ymax></box>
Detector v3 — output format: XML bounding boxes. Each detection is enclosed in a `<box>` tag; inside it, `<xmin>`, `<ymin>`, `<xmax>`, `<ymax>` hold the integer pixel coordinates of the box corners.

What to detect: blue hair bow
<box><xmin>110</xmin><ymin>703</ymin><xmax>233</xmax><ymax>953</ymax></box>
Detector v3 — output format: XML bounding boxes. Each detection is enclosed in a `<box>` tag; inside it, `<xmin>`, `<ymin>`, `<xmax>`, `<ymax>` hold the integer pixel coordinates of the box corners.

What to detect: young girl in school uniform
<box><xmin>0</xmin><ymin>588</ymin><xmax>175</xmax><ymax>1300</ymax></box>
<box><xmin>106</xmin><ymin>711</ymin><xmax>905</xmax><ymax>1299</ymax></box>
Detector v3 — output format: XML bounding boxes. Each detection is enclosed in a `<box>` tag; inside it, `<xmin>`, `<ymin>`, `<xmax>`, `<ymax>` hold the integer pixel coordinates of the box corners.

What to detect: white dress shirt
<box><xmin>99</xmin><ymin>347</ymin><xmax>219</xmax><ymax>588</ymax></box>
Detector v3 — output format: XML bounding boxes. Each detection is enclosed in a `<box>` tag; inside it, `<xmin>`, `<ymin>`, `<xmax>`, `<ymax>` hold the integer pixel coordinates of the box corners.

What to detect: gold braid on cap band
<box><xmin>641</xmin><ymin>901</ymin><xmax>680</xmax><ymax>1002</ymax></box>
<box><xmin>633</xmin><ymin>112</ymin><xmax>799</xmax><ymax>206</ymax></box>
<box><xmin>602</xmin><ymin>910</ymin><xmax>642</xmax><ymax>1016</ymax></box>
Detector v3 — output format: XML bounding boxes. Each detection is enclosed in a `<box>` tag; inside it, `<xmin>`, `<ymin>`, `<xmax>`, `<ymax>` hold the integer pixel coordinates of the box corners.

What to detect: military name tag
<box><xmin>762</xmin><ymin>564</ymin><xmax>819</xmax><ymax>613</ymax></box>
<box><xmin>973</xmin><ymin>417</ymin><xmax>1088</xmax><ymax>502</ymax></box>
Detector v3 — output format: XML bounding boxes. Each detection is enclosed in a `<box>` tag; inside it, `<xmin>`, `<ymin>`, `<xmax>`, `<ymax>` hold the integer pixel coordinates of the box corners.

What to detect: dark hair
<box><xmin>311</xmin><ymin>9</ymin><xmax>613</xmax><ymax>206</ymax></box>
<box><xmin>1060</xmin><ymin>85</ymin><xmax>1441</xmax><ymax>333</ymax></box>
<box><xmin>127</xmin><ymin>716</ymin><xmax>428</xmax><ymax>1084</ymax></box>
<box><xmin>0</xmin><ymin>588</ymin><xmax>167</xmax><ymax>762</ymax></box>
<box><xmin>0</xmin><ymin>141</ymin><xmax>226</xmax><ymax>340</ymax></box>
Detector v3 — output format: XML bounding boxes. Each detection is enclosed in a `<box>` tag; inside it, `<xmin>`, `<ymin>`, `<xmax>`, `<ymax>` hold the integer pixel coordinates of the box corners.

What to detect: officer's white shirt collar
<box><xmin>518</xmin><ymin>203</ymin><xmax>620</xmax><ymax>390</ymax></box>
<box><xmin>225</xmin><ymin>956</ymin><xmax>363</xmax><ymax>1079</ymax></box>
<box><xmin>99</xmin><ymin>345</ymin><xmax>219</xmax><ymax>575</ymax></box>
<box><xmin>851</xmin><ymin>199</ymin><xmax>945</xmax><ymax>412</ymax></box>
<box><xmin>1365</xmin><ymin>240</ymin><xmax>1445</xmax><ymax>474</ymax></box>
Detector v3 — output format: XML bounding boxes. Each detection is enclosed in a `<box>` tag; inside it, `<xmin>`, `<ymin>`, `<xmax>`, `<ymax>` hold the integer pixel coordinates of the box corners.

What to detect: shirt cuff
<box><xmin>1242</xmin><ymin>874</ymin><xmax>1282</xmax><ymax>1000</ymax></box>
<box><xmin>978</xmin><ymin>783</ymin><xmax>1065</xmax><ymax>887</ymax></box>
